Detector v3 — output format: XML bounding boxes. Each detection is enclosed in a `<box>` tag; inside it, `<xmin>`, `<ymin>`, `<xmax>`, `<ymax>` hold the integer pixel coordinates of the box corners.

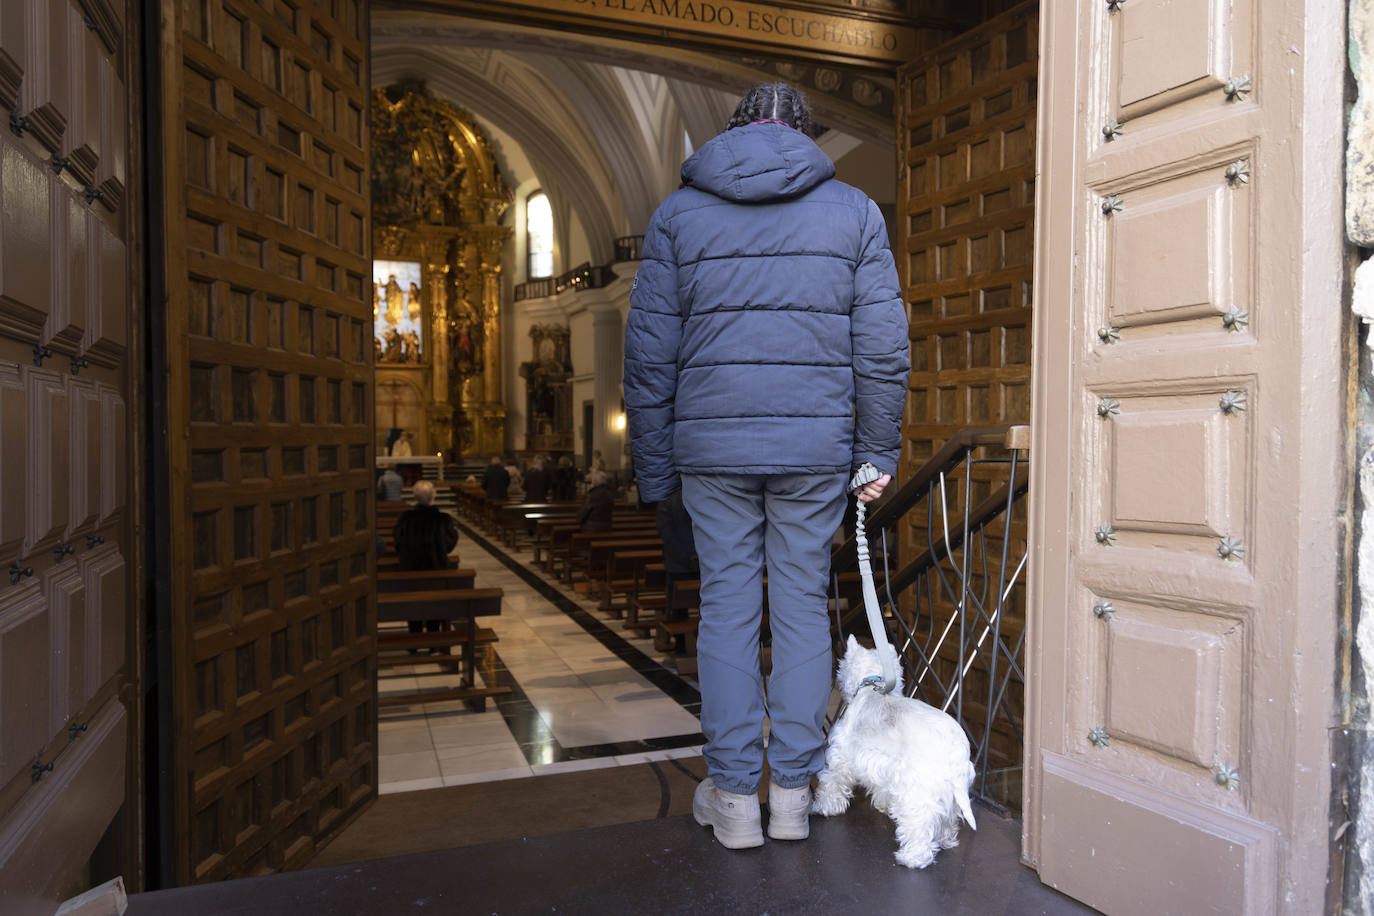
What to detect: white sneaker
<box><xmin>766</xmin><ymin>781</ymin><xmax>812</xmax><ymax>840</ymax></box>
<box><xmin>692</xmin><ymin>777</ymin><xmax>764</xmax><ymax>849</ymax></box>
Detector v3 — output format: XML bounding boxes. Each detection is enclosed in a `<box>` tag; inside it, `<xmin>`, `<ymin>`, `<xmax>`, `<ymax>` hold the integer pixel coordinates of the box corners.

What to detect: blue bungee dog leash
<box><xmin>849</xmin><ymin>463</ymin><xmax>899</xmax><ymax>694</ymax></box>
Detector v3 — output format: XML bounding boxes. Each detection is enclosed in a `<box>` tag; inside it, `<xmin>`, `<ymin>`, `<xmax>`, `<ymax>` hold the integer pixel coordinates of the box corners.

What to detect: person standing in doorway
<box><xmin>623</xmin><ymin>83</ymin><xmax>909</xmax><ymax>850</ymax></box>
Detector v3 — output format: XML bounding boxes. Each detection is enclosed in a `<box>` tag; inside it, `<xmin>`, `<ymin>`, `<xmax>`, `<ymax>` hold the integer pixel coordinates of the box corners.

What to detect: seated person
<box><xmin>377</xmin><ymin>466</ymin><xmax>404</xmax><ymax>502</ymax></box>
<box><xmin>577</xmin><ymin>470</ymin><xmax>615</xmax><ymax>533</ymax></box>
<box><xmin>391</xmin><ymin>480</ymin><xmax>459</xmax><ymax>639</ymax></box>
<box><xmin>553</xmin><ymin>456</ymin><xmax>578</xmax><ymax>501</ymax></box>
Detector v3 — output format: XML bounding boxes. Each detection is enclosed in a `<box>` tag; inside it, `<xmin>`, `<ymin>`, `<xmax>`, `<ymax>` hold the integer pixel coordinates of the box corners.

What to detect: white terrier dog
<box><xmin>811</xmin><ymin>635</ymin><xmax>977</xmax><ymax>869</ymax></box>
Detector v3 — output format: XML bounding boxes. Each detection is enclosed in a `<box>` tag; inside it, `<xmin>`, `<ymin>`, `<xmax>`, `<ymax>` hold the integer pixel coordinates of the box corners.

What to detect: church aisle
<box><xmin>376</xmin><ymin>512</ymin><xmax>704</xmax><ymax>794</ymax></box>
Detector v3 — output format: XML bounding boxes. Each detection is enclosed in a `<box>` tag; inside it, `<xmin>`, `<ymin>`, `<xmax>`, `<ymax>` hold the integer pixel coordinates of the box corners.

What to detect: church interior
<box><xmin>9</xmin><ymin>0</ymin><xmax>1354</xmax><ymax>911</ymax></box>
<box><xmin>360</xmin><ymin>0</ymin><xmax>913</xmax><ymax>821</ymax></box>
<box><xmin>0</xmin><ymin>0</ymin><xmax>1049</xmax><ymax>908</ymax></box>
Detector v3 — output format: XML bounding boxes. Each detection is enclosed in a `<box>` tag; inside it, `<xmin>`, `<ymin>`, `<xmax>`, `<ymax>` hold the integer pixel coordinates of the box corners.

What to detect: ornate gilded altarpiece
<box><xmin>371</xmin><ymin>81</ymin><xmax>511</xmax><ymax>458</ymax></box>
<box><xmin>519</xmin><ymin>325</ymin><xmax>574</xmax><ymax>452</ymax></box>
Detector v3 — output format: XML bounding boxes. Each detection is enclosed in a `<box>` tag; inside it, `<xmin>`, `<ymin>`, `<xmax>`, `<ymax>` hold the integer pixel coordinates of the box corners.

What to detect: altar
<box><xmin>376</xmin><ymin>454</ymin><xmax>445</xmax><ymax>483</ymax></box>
<box><xmin>371</xmin><ymin>81</ymin><xmax>511</xmax><ymax>460</ymax></box>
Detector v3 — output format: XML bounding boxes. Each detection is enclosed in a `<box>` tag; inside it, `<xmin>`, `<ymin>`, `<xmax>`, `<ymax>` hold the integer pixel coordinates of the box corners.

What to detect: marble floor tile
<box><xmin>429</xmin><ymin>715</ymin><xmax>513</xmax><ymax>748</ymax></box>
<box><xmin>492</xmin><ymin>647</ymin><xmax>563</xmax><ymax>666</ymax></box>
<box><xmin>378</xmin><ymin>776</ymin><xmax>444</xmax><ymax>796</ymax></box>
<box><xmin>517</xmin><ymin>671</ymin><xmax>588</xmax><ymax>691</ymax></box>
<box><xmin>379</xmin><ymin>728</ymin><xmax>438</xmax><ymax>755</ymax></box>
<box><xmin>592</xmin><ymin>684</ymin><xmax>667</xmax><ymax>705</ymax></box>
<box><xmin>561</xmin><ymin>653</ymin><xmax>631</xmax><ymax>674</ymax></box>
<box><xmin>379</xmin><ymin>751</ymin><xmax>441</xmax><ymax>783</ymax></box>
<box><xmin>530</xmin><ymin>757</ymin><xmax>621</xmax><ymax>777</ymax></box>
<box><xmin>611</xmin><ymin>750</ymin><xmax>678</xmax><ymax>766</ymax></box>
<box><xmin>553</xmin><ymin>714</ymin><xmax>701</xmax><ymax>748</ymax></box>
<box><xmin>437</xmin><ymin>742</ymin><xmax>530</xmax><ymax>776</ymax></box>
<box><xmin>527</xmin><ymin>696</ymin><xmax>608</xmax><ymax>727</ymax></box>
<box><xmin>379</xmin><ymin>717</ymin><xmax>433</xmax><ymax>733</ymax></box>
<box><xmin>440</xmin><ymin>765</ymin><xmax>535</xmax><ymax>787</ymax></box>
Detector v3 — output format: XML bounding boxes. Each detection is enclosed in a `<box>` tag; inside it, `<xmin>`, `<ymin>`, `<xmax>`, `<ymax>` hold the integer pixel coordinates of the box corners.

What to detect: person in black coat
<box><xmin>392</xmin><ymin>480</ymin><xmax>459</xmax><ymax>636</ymax></box>
<box><xmin>523</xmin><ymin>457</ymin><xmax>550</xmax><ymax>503</ymax></box>
<box><xmin>553</xmin><ymin>456</ymin><xmax>578</xmax><ymax>501</ymax></box>
<box><xmin>482</xmin><ymin>455</ymin><xmax>511</xmax><ymax>500</ymax></box>
<box><xmin>576</xmin><ymin>471</ymin><xmax>615</xmax><ymax>533</ymax></box>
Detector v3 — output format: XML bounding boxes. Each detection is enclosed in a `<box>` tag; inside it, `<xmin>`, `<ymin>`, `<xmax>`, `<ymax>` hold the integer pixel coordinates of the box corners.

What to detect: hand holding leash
<box><xmin>852</xmin><ymin>470</ymin><xmax>891</xmax><ymax>503</ymax></box>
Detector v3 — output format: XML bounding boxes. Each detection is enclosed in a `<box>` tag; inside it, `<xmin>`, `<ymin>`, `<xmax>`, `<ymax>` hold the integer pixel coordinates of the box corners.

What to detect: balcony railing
<box><xmin>829</xmin><ymin>426</ymin><xmax>1030</xmax><ymax>815</ymax></box>
<box><xmin>514</xmin><ymin>263</ymin><xmax>617</xmax><ymax>303</ymax></box>
<box><xmin>513</xmin><ymin>276</ymin><xmax>555</xmax><ymax>302</ymax></box>
<box><xmin>614</xmin><ymin>235</ymin><xmax>645</xmax><ymax>262</ymax></box>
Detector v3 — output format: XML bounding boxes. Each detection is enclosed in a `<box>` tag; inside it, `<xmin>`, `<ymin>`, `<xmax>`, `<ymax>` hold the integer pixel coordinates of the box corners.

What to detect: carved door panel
<box><xmin>0</xmin><ymin>0</ymin><xmax>136</xmax><ymax>912</ymax></box>
<box><xmin>159</xmin><ymin>0</ymin><xmax>375</xmax><ymax>884</ymax></box>
<box><xmin>1028</xmin><ymin>0</ymin><xmax>1344</xmax><ymax>913</ymax></box>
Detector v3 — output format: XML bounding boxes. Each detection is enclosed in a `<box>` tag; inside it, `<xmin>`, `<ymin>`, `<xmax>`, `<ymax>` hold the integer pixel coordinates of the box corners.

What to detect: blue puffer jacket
<box><xmin>623</xmin><ymin>122</ymin><xmax>910</xmax><ymax>503</ymax></box>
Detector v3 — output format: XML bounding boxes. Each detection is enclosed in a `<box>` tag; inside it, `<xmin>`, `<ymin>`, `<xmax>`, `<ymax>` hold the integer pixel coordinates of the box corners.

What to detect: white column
<box><xmin>589</xmin><ymin>303</ymin><xmax>624</xmax><ymax>470</ymax></box>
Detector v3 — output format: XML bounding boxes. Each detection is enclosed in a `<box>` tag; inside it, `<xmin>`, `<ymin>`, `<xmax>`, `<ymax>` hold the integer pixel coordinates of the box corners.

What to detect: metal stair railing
<box><xmin>829</xmin><ymin>425</ymin><xmax>1030</xmax><ymax>814</ymax></box>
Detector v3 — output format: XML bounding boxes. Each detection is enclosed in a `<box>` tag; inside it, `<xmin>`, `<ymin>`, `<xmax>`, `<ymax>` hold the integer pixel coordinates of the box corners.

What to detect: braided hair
<box><xmin>725</xmin><ymin>83</ymin><xmax>816</xmax><ymax>137</ymax></box>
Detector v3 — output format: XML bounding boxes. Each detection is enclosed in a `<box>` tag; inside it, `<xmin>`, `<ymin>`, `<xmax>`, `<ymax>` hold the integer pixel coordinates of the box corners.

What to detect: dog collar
<box><xmin>858</xmin><ymin>675</ymin><xmax>885</xmax><ymax>692</ymax></box>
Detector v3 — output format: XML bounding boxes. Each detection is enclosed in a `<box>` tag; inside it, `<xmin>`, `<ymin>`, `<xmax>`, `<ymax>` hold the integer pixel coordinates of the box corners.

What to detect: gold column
<box><xmin>423</xmin><ymin>234</ymin><xmax>454</xmax><ymax>455</ymax></box>
<box><xmin>468</xmin><ymin>229</ymin><xmax>508</xmax><ymax>457</ymax></box>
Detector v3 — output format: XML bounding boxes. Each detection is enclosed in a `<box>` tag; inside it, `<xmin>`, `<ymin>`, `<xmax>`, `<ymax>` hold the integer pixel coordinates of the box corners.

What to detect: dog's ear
<box><xmin>846</xmin><ymin>633</ymin><xmax>860</xmax><ymax>654</ymax></box>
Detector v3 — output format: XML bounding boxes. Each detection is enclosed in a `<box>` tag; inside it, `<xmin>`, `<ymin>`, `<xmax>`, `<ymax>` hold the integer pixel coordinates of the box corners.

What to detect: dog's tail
<box><xmin>957</xmin><ymin>761</ymin><xmax>977</xmax><ymax>830</ymax></box>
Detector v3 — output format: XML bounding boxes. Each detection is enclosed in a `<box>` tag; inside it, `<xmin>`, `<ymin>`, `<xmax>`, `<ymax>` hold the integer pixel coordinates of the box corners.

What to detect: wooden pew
<box><xmin>493</xmin><ymin>501</ymin><xmax>580</xmax><ymax>546</ymax></box>
<box><xmin>588</xmin><ymin>543</ymin><xmax>662</xmax><ymax>615</ymax></box>
<box><xmin>377</xmin><ymin>568</ymin><xmax>475</xmax><ymax>593</ymax></box>
<box><xmin>530</xmin><ymin>512</ymin><xmax>636</xmax><ymax>568</ymax></box>
<box><xmin>452</xmin><ymin>483</ymin><xmax>487</xmax><ymax>520</ymax></box>
<box><xmin>376</xmin><ymin>586</ymin><xmax>507</xmax><ymax>711</ymax></box>
<box><xmin>552</xmin><ymin>520</ymin><xmax>657</xmax><ymax>582</ymax></box>
<box><xmin>377</xmin><ymin>556</ymin><xmax>459</xmax><ymax>574</ymax></box>
<box><xmin>648</xmin><ymin>570</ymin><xmax>885</xmax><ymax>675</ymax></box>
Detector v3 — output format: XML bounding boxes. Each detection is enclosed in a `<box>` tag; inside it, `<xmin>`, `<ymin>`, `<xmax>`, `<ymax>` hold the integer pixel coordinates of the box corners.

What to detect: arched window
<box><xmin>526</xmin><ymin>191</ymin><xmax>554</xmax><ymax>279</ymax></box>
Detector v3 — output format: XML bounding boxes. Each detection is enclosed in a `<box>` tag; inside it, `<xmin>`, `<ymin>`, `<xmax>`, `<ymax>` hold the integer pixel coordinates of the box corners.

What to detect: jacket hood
<box><xmin>681</xmin><ymin>122</ymin><xmax>835</xmax><ymax>202</ymax></box>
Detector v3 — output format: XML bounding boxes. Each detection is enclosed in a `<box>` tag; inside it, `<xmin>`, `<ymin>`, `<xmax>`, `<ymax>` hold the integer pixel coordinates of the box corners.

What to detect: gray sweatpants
<box><xmin>681</xmin><ymin>471</ymin><xmax>849</xmax><ymax>794</ymax></box>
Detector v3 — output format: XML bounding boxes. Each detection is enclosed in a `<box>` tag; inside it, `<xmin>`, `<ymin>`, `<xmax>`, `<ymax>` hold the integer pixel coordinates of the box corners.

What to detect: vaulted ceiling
<box><xmin>372</xmin><ymin>10</ymin><xmax>896</xmax><ymax>266</ymax></box>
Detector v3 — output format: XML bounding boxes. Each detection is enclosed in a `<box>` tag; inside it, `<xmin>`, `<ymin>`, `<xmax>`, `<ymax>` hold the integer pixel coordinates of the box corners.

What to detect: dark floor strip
<box><xmin>454</xmin><ymin>516</ymin><xmax>703</xmax><ymax>714</ymax></box>
<box><xmin>649</xmin><ymin>761</ymin><xmax>672</xmax><ymax>819</ymax></box>
<box><xmin>667</xmin><ymin>755</ymin><xmax>703</xmax><ymax>785</ymax></box>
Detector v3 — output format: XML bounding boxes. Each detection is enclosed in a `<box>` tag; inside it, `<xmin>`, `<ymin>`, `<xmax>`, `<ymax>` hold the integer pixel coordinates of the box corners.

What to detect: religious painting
<box><xmin>373</xmin><ymin>260</ymin><xmax>424</xmax><ymax>363</ymax></box>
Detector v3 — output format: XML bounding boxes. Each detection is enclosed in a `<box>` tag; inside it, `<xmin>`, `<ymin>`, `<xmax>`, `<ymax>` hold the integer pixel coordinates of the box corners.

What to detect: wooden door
<box><xmin>158</xmin><ymin>0</ymin><xmax>375</xmax><ymax>884</ymax></box>
<box><xmin>0</xmin><ymin>0</ymin><xmax>138</xmax><ymax>911</ymax></box>
<box><xmin>897</xmin><ymin>2</ymin><xmax>1036</xmax><ymax>475</ymax></box>
<box><xmin>1027</xmin><ymin>0</ymin><xmax>1346</xmax><ymax>912</ymax></box>
<box><xmin>895</xmin><ymin>3</ymin><xmax>1037</xmax><ymax>806</ymax></box>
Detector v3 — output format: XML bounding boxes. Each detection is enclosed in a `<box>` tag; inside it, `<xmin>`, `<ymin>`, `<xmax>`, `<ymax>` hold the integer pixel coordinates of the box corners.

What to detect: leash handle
<box><xmin>850</xmin><ymin>464</ymin><xmax>898</xmax><ymax>694</ymax></box>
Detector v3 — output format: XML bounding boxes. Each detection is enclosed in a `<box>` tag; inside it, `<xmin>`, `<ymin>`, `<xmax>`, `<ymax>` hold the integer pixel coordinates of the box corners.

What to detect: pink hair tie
<box><xmin>750</xmin><ymin>118</ymin><xmax>792</xmax><ymax>127</ymax></box>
